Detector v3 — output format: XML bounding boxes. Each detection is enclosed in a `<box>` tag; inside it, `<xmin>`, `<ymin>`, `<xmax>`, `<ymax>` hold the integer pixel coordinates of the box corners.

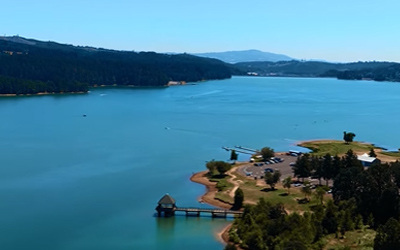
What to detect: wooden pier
<box><xmin>175</xmin><ymin>207</ymin><xmax>243</xmax><ymax>217</ymax></box>
<box><xmin>234</xmin><ymin>145</ymin><xmax>260</xmax><ymax>153</ymax></box>
<box><xmin>221</xmin><ymin>146</ymin><xmax>253</xmax><ymax>155</ymax></box>
<box><xmin>156</xmin><ymin>194</ymin><xmax>243</xmax><ymax>218</ymax></box>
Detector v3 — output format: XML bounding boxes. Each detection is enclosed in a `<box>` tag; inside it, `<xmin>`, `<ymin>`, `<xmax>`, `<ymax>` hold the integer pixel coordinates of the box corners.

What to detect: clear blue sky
<box><xmin>2</xmin><ymin>0</ymin><xmax>400</xmax><ymax>62</ymax></box>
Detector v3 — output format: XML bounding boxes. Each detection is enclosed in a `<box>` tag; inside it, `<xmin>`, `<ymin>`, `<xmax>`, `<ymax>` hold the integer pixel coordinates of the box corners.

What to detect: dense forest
<box><xmin>234</xmin><ymin>60</ymin><xmax>400</xmax><ymax>82</ymax></box>
<box><xmin>322</xmin><ymin>64</ymin><xmax>400</xmax><ymax>82</ymax></box>
<box><xmin>0</xmin><ymin>36</ymin><xmax>232</xmax><ymax>95</ymax></box>
<box><xmin>226</xmin><ymin>151</ymin><xmax>400</xmax><ymax>250</ymax></box>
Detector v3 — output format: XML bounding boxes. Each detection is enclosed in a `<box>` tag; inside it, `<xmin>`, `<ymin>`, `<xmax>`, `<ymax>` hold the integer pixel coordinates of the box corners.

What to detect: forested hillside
<box><xmin>323</xmin><ymin>64</ymin><xmax>400</xmax><ymax>82</ymax></box>
<box><xmin>234</xmin><ymin>60</ymin><xmax>400</xmax><ymax>82</ymax></box>
<box><xmin>0</xmin><ymin>36</ymin><xmax>232</xmax><ymax>95</ymax></box>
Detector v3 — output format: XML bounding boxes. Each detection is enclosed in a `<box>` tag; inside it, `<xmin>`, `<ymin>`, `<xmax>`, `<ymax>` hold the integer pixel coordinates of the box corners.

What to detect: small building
<box><xmin>357</xmin><ymin>153</ymin><xmax>380</xmax><ymax>167</ymax></box>
<box><xmin>155</xmin><ymin>194</ymin><xmax>176</xmax><ymax>217</ymax></box>
<box><xmin>167</xmin><ymin>81</ymin><xmax>186</xmax><ymax>86</ymax></box>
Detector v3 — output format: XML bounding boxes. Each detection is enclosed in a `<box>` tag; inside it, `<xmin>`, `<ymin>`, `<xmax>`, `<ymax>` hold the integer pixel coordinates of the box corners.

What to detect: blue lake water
<box><xmin>0</xmin><ymin>76</ymin><xmax>400</xmax><ymax>249</ymax></box>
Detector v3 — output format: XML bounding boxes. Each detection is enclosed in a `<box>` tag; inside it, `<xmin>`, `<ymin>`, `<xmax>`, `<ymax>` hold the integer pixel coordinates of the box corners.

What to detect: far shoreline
<box><xmin>0</xmin><ymin>85</ymin><xmax>168</xmax><ymax>97</ymax></box>
<box><xmin>0</xmin><ymin>78</ymin><xmax>227</xmax><ymax>98</ymax></box>
<box><xmin>0</xmin><ymin>91</ymin><xmax>88</xmax><ymax>97</ymax></box>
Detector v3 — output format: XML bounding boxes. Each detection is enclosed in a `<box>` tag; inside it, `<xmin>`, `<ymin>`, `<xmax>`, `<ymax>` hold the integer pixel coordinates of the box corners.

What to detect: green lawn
<box><xmin>323</xmin><ymin>228</ymin><xmax>375</xmax><ymax>250</ymax></box>
<box><xmin>298</xmin><ymin>140</ymin><xmax>400</xmax><ymax>162</ymax></box>
<box><xmin>298</xmin><ymin>140</ymin><xmax>375</xmax><ymax>157</ymax></box>
<box><xmin>215</xmin><ymin>171</ymin><xmax>330</xmax><ymax>213</ymax></box>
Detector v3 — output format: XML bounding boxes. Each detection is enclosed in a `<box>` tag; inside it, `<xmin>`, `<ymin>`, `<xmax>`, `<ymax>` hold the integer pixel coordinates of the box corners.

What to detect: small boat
<box><xmin>83</xmin><ymin>114</ymin><xmax>87</xmax><ymax>117</ymax></box>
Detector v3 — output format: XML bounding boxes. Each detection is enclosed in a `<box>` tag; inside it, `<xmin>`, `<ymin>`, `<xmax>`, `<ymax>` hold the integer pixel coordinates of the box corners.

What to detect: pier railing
<box><xmin>174</xmin><ymin>207</ymin><xmax>243</xmax><ymax>217</ymax></box>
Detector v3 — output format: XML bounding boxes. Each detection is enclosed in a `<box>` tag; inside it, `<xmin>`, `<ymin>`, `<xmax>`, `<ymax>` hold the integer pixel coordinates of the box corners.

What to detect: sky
<box><xmin>1</xmin><ymin>0</ymin><xmax>400</xmax><ymax>62</ymax></box>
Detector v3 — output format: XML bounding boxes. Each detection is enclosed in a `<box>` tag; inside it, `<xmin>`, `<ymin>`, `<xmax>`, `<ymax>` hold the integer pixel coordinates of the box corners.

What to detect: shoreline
<box><xmin>296</xmin><ymin>138</ymin><xmax>374</xmax><ymax>146</ymax></box>
<box><xmin>191</xmin><ymin>169</ymin><xmax>248</xmax><ymax>249</ymax></box>
<box><xmin>0</xmin><ymin>91</ymin><xmax>88</xmax><ymax>97</ymax></box>
<box><xmin>0</xmin><ymin>85</ymin><xmax>173</xmax><ymax>97</ymax></box>
<box><xmin>190</xmin><ymin>170</ymin><xmax>233</xmax><ymax>246</ymax></box>
<box><xmin>190</xmin><ymin>169</ymin><xmax>243</xmax><ymax>247</ymax></box>
<box><xmin>190</xmin><ymin>170</ymin><xmax>234</xmax><ymax>210</ymax></box>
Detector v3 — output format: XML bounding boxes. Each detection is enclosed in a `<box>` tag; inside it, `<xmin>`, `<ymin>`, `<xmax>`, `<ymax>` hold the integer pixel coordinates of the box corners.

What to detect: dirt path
<box><xmin>227</xmin><ymin>166</ymin><xmax>243</xmax><ymax>198</ymax></box>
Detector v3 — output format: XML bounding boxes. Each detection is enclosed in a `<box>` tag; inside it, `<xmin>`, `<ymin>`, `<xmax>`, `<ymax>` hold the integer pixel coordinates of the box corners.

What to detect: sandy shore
<box><xmin>190</xmin><ymin>170</ymin><xmax>233</xmax><ymax>210</ymax></box>
<box><xmin>217</xmin><ymin>223</ymin><xmax>232</xmax><ymax>244</ymax></box>
<box><xmin>190</xmin><ymin>168</ymin><xmax>248</xmax><ymax>248</ymax></box>
<box><xmin>190</xmin><ymin>170</ymin><xmax>235</xmax><ymax>247</ymax></box>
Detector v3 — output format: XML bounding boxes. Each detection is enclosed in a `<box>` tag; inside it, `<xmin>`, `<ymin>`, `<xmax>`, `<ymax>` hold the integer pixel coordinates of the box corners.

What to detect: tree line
<box><xmin>325</xmin><ymin>64</ymin><xmax>400</xmax><ymax>82</ymax></box>
<box><xmin>0</xmin><ymin>37</ymin><xmax>232</xmax><ymax>94</ymax></box>
<box><xmin>233</xmin><ymin>60</ymin><xmax>399</xmax><ymax>81</ymax></box>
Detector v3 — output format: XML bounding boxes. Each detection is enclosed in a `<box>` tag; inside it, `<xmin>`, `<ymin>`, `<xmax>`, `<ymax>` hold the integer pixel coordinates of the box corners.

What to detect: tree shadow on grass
<box><xmin>260</xmin><ymin>187</ymin><xmax>277</xmax><ymax>192</ymax></box>
<box><xmin>207</xmin><ymin>174</ymin><xmax>228</xmax><ymax>181</ymax></box>
<box><xmin>279</xmin><ymin>193</ymin><xmax>289</xmax><ymax>197</ymax></box>
<box><xmin>309</xmin><ymin>204</ymin><xmax>325</xmax><ymax>210</ymax></box>
<box><xmin>296</xmin><ymin>198</ymin><xmax>310</xmax><ymax>204</ymax></box>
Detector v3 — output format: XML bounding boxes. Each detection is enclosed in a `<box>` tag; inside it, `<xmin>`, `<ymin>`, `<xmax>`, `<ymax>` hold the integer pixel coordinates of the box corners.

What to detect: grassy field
<box><xmin>214</xmin><ymin>170</ymin><xmax>331</xmax><ymax>213</ymax></box>
<box><xmin>298</xmin><ymin>140</ymin><xmax>374</xmax><ymax>157</ymax></box>
<box><xmin>323</xmin><ymin>228</ymin><xmax>375</xmax><ymax>250</ymax></box>
<box><xmin>298</xmin><ymin>140</ymin><xmax>400</xmax><ymax>162</ymax></box>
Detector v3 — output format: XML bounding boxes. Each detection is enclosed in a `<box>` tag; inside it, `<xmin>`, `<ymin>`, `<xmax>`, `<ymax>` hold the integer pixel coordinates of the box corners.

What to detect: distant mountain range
<box><xmin>193</xmin><ymin>49</ymin><xmax>293</xmax><ymax>63</ymax></box>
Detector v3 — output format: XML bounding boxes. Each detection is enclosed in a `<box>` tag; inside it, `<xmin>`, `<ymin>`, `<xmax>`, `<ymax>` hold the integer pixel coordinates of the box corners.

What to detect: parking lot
<box><xmin>238</xmin><ymin>153</ymin><xmax>299</xmax><ymax>180</ymax></box>
<box><xmin>237</xmin><ymin>152</ymin><xmax>327</xmax><ymax>189</ymax></box>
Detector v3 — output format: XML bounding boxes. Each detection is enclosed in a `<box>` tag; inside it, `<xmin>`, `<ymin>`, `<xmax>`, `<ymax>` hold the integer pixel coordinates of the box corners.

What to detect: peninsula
<box><xmin>191</xmin><ymin>139</ymin><xmax>400</xmax><ymax>250</ymax></box>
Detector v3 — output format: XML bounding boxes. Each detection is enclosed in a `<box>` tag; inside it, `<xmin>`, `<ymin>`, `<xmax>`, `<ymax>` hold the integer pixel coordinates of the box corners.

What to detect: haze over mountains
<box><xmin>193</xmin><ymin>49</ymin><xmax>293</xmax><ymax>63</ymax></box>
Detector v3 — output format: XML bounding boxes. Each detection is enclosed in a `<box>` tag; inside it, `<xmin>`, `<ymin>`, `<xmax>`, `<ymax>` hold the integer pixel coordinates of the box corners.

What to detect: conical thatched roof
<box><xmin>158</xmin><ymin>194</ymin><xmax>176</xmax><ymax>205</ymax></box>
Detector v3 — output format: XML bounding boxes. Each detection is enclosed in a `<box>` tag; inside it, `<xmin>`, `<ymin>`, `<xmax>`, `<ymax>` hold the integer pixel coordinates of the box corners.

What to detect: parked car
<box><xmin>253</xmin><ymin>163</ymin><xmax>264</xmax><ymax>167</ymax></box>
<box><xmin>264</xmin><ymin>168</ymin><xmax>274</xmax><ymax>173</ymax></box>
<box><xmin>289</xmin><ymin>162</ymin><xmax>296</xmax><ymax>167</ymax></box>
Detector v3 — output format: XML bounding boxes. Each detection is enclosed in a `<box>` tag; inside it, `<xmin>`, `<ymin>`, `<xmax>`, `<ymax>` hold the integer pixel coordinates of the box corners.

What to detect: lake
<box><xmin>0</xmin><ymin>76</ymin><xmax>400</xmax><ymax>250</ymax></box>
